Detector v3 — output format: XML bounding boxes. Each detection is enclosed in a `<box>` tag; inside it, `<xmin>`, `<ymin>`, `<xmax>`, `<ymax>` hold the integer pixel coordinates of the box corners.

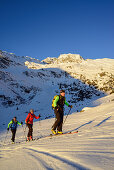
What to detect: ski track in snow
<box><xmin>23</xmin><ymin>147</ymin><xmax>89</xmax><ymax>170</ymax></box>
<box><xmin>0</xmin><ymin>139</ymin><xmax>90</xmax><ymax>170</ymax></box>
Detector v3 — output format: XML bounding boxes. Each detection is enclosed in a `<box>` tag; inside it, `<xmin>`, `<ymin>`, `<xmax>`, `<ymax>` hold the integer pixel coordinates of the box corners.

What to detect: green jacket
<box><xmin>54</xmin><ymin>95</ymin><xmax>69</xmax><ymax>108</ymax></box>
<box><xmin>8</xmin><ymin>120</ymin><xmax>21</xmax><ymax>129</ymax></box>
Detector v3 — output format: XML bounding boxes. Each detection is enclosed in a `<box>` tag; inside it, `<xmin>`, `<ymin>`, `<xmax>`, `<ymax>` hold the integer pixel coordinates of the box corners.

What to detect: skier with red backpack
<box><xmin>51</xmin><ymin>89</ymin><xmax>72</xmax><ymax>134</ymax></box>
<box><xmin>25</xmin><ymin>109</ymin><xmax>41</xmax><ymax>141</ymax></box>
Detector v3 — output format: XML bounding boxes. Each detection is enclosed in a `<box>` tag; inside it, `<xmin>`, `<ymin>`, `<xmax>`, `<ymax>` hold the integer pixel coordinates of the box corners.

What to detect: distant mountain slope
<box><xmin>26</xmin><ymin>53</ymin><xmax>114</xmax><ymax>94</ymax></box>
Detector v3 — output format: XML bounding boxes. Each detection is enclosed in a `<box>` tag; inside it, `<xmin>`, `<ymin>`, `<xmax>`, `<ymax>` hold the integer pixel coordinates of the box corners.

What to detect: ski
<box><xmin>37</xmin><ymin>131</ymin><xmax>79</xmax><ymax>140</ymax></box>
<box><xmin>50</xmin><ymin>131</ymin><xmax>78</xmax><ymax>137</ymax></box>
<box><xmin>23</xmin><ymin>131</ymin><xmax>79</xmax><ymax>142</ymax></box>
<box><xmin>1</xmin><ymin>131</ymin><xmax>79</xmax><ymax>146</ymax></box>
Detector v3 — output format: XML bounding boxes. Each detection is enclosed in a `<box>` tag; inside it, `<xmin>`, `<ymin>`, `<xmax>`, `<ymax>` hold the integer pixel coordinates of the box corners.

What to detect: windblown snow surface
<box><xmin>0</xmin><ymin>94</ymin><xmax>114</xmax><ymax>170</ymax></box>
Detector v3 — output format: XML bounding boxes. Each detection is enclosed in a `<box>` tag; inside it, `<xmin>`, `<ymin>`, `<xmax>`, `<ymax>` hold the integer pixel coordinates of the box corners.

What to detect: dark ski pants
<box><xmin>11</xmin><ymin>129</ymin><xmax>16</xmax><ymax>142</ymax></box>
<box><xmin>52</xmin><ymin>108</ymin><xmax>63</xmax><ymax>132</ymax></box>
<box><xmin>27</xmin><ymin>124</ymin><xmax>33</xmax><ymax>137</ymax></box>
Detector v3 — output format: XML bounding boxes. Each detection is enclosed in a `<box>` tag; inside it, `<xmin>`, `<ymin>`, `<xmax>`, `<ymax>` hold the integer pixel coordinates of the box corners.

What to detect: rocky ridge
<box><xmin>42</xmin><ymin>53</ymin><xmax>83</xmax><ymax>64</ymax></box>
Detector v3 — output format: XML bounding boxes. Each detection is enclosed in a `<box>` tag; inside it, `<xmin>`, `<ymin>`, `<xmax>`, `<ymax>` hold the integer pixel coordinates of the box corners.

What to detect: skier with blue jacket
<box><xmin>7</xmin><ymin>117</ymin><xmax>23</xmax><ymax>143</ymax></box>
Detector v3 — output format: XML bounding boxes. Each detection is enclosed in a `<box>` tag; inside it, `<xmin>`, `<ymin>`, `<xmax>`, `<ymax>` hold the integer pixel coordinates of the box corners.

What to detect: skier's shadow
<box><xmin>66</xmin><ymin>115</ymin><xmax>111</xmax><ymax>133</ymax></box>
<box><xmin>94</xmin><ymin>116</ymin><xmax>111</xmax><ymax>127</ymax></box>
<box><xmin>66</xmin><ymin>120</ymin><xmax>94</xmax><ymax>133</ymax></box>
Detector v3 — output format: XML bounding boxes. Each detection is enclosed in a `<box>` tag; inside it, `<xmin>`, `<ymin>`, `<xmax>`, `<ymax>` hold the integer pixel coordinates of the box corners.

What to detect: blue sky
<box><xmin>0</xmin><ymin>0</ymin><xmax>114</xmax><ymax>60</ymax></box>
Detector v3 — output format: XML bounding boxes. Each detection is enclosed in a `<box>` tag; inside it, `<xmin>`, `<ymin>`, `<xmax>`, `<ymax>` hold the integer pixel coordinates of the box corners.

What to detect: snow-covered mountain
<box><xmin>0</xmin><ymin>50</ymin><xmax>114</xmax><ymax>131</ymax></box>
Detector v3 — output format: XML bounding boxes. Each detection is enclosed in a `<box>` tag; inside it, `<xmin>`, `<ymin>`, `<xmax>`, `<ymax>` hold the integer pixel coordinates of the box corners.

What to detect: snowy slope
<box><xmin>0</xmin><ymin>94</ymin><xmax>114</xmax><ymax>170</ymax></box>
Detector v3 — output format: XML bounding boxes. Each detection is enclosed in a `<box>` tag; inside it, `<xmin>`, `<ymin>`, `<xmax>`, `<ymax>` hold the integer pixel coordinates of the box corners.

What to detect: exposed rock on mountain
<box><xmin>42</xmin><ymin>57</ymin><xmax>57</xmax><ymax>64</ymax></box>
<box><xmin>56</xmin><ymin>53</ymin><xmax>84</xmax><ymax>63</ymax></box>
<box><xmin>42</xmin><ymin>54</ymin><xmax>84</xmax><ymax>64</ymax></box>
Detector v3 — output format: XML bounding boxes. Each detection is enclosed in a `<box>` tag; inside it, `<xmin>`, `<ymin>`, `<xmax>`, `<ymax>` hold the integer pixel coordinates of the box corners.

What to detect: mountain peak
<box><xmin>42</xmin><ymin>53</ymin><xmax>84</xmax><ymax>64</ymax></box>
<box><xmin>57</xmin><ymin>53</ymin><xmax>84</xmax><ymax>63</ymax></box>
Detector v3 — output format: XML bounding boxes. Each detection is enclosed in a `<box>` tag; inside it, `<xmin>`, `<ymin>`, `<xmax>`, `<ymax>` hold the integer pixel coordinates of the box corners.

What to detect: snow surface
<box><xmin>0</xmin><ymin>94</ymin><xmax>114</xmax><ymax>170</ymax></box>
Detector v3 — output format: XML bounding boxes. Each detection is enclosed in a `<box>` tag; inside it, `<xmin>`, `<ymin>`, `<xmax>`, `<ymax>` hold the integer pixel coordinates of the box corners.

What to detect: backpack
<box><xmin>10</xmin><ymin>119</ymin><xmax>17</xmax><ymax>130</ymax></box>
<box><xmin>52</xmin><ymin>95</ymin><xmax>59</xmax><ymax>109</ymax></box>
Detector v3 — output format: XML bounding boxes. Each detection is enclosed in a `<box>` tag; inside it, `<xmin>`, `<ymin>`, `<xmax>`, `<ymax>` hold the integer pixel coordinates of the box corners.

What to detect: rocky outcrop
<box><xmin>56</xmin><ymin>54</ymin><xmax>84</xmax><ymax>63</ymax></box>
<box><xmin>42</xmin><ymin>54</ymin><xmax>84</xmax><ymax>64</ymax></box>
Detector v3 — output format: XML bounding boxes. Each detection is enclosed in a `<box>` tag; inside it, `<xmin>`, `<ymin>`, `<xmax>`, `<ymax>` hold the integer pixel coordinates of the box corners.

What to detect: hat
<box><xmin>60</xmin><ymin>89</ymin><xmax>65</xmax><ymax>93</ymax></box>
<box><xmin>30</xmin><ymin>109</ymin><xmax>34</xmax><ymax>113</ymax></box>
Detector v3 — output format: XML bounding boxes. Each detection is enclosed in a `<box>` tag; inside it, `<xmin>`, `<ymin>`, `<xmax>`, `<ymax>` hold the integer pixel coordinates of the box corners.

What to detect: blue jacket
<box><xmin>8</xmin><ymin>120</ymin><xmax>21</xmax><ymax>130</ymax></box>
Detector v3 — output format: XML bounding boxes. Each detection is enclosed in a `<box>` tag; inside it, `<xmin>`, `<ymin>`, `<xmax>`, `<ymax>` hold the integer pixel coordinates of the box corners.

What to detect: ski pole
<box><xmin>37</xmin><ymin>115</ymin><xmax>41</xmax><ymax>138</ymax></box>
<box><xmin>63</xmin><ymin>107</ymin><xmax>71</xmax><ymax>125</ymax></box>
<box><xmin>38</xmin><ymin>114</ymin><xmax>41</xmax><ymax>126</ymax></box>
<box><xmin>22</xmin><ymin>124</ymin><xmax>27</xmax><ymax>140</ymax></box>
<box><xmin>4</xmin><ymin>130</ymin><xmax>9</xmax><ymax>144</ymax></box>
<box><xmin>39</xmin><ymin>117</ymin><xmax>41</xmax><ymax>126</ymax></box>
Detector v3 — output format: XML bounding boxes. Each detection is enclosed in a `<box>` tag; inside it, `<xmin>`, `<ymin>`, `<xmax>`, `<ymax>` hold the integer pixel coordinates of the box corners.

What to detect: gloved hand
<box><xmin>39</xmin><ymin>114</ymin><xmax>41</xmax><ymax>118</ymax></box>
<box><xmin>21</xmin><ymin>121</ymin><xmax>23</xmax><ymax>125</ymax></box>
<box><xmin>68</xmin><ymin>105</ymin><xmax>73</xmax><ymax>108</ymax></box>
<box><xmin>55</xmin><ymin>106</ymin><xmax>59</xmax><ymax>111</ymax></box>
<box><xmin>7</xmin><ymin>128</ymin><xmax>9</xmax><ymax>131</ymax></box>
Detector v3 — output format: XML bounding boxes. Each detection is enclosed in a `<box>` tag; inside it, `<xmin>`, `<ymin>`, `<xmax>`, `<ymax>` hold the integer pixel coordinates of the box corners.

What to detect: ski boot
<box><xmin>11</xmin><ymin>138</ymin><xmax>15</xmax><ymax>144</ymax></box>
<box><xmin>57</xmin><ymin>131</ymin><xmax>63</xmax><ymax>134</ymax></box>
<box><xmin>30</xmin><ymin>136</ymin><xmax>33</xmax><ymax>141</ymax></box>
<box><xmin>51</xmin><ymin>129</ymin><xmax>56</xmax><ymax>135</ymax></box>
<box><xmin>26</xmin><ymin>137</ymin><xmax>30</xmax><ymax>141</ymax></box>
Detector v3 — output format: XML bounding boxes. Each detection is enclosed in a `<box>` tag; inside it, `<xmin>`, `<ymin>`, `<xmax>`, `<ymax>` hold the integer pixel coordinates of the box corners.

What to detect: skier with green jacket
<box><xmin>51</xmin><ymin>89</ymin><xmax>72</xmax><ymax>134</ymax></box>
<box><xmin>7</xmin><ymin>117</ymin><xmax>23</xmax><ymax>143</ymax></box>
